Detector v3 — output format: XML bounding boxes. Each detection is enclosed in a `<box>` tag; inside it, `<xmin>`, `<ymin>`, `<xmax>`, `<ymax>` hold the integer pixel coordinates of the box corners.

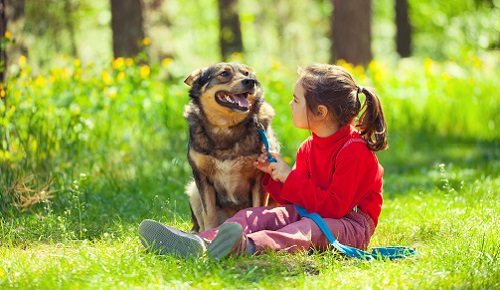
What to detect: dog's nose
<box><xmin>242</xmin><ymin>78</ymin><xmax>256</xmax><ymax>88</ymax></box>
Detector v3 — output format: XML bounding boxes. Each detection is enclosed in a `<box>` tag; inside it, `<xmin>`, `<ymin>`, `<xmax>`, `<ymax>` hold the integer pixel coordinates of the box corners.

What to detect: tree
<box><xmin>1</xmin><ymin>0</ymin><xmax>6</xmax><ymax>94</ymax></box>
<box><xmin>7</xmin><ymin>0</ymin><xmax>23</xmax><ymax>21</ymax></box>
<box><xmin>330</xmin><ymin>0</ymin><xmax>372</xmax><ymax>66</ymax></box>
<box><xmin>395</xmin><ymin>0</ymin><xmax>412</xmax><ymax>57</ymax></box>
<box><xmin>110</xmin><ymin>0</ymin><xmax>145</xmax><ymax>58</ymax></box>
<box><xmin>217</xmin><ymin>0</ymin><xmax>243</xmax><ymax>61</ymax></box>
<box><xmin>63</xmin><ymin>0</ymin><xmax>78</xmax><ymax>57</ymax></box>
<box><xmin>1</xmin><ymin>0</ymin><xmax>8</xmax><ymax>153</ymax></box>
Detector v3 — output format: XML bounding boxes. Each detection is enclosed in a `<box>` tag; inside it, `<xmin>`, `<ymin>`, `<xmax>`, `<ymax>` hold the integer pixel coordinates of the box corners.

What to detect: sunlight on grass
<box><xmin>1</xmin><ymin>52</ymin><xmax>499</xmax><ymax>288</ymax></box>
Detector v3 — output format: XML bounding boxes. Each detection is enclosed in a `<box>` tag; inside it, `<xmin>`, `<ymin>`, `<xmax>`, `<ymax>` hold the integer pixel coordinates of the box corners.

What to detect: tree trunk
<box><xmin>395</xmin><ymin>0</ymin><xmax>411</xmax><ymax>57</ymax></box>
<box><xmin>110</xmin><ymin>0</ymin><xmax>145</xmax><ymax>58</ymax></box>
<box><xmin>63</xmin><ymin>0</ymin><xmax>78</xmax><ymax>58</ymax></box>
<box><xmin>7</xmin><ymin>0</ymin><xmax>24</xmax><ymax>21</ymax></box>
<box><xmin>1</xmin><ymin>0</ymin><xmax>8</xmax><ymax>151</ymax></box>
<box><xmin>330</xmin><ymin>0</ymin><xmax>372</xmax><ymax>66</ymax></box>
<box><xmin>217</xmin><ymin>0</ymin><xmax>243</xmax><ymax>61</ymax></box>
<box><xmin>1</xmin><ymin>0</ymin><xmax>7</xmax><ymax>94</ymax></box>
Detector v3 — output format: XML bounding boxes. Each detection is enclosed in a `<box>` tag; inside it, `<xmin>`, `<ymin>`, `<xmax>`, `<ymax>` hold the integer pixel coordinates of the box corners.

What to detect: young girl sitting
<box><xmin>139</xmin><ymin>63</ymin><xmax>388</xmax><ymax>259</ymax></box>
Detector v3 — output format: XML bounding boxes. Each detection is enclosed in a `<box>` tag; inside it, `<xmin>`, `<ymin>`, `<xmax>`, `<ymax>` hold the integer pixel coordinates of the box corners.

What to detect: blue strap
<box><xmin>258</xmin><ymin>128</ymin><xmax>277</xmax><ymax>163</ymax></box>
<box><xmin>295</xmin><ymin>205</ymin><xmax>417</xmax><ymax>260</ymax></box>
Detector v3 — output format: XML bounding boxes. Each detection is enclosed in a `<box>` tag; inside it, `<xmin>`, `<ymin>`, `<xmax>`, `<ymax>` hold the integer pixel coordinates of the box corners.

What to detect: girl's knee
<box><xmin>234</xmin><ymin>207</ymin><xmax>260</xmax><ymax>218</ymax></box>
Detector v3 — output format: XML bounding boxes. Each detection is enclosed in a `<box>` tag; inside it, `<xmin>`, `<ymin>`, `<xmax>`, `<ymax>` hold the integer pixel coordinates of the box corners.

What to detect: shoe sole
<box><xmin>207</xmin><ymin>222</ymin><xmax>243</xmax><ymax>260</ymax></box>
<box><xmin>138</xmin><ymin>219</ymin><xmax>205</xmax><ymax>258</ymax></box>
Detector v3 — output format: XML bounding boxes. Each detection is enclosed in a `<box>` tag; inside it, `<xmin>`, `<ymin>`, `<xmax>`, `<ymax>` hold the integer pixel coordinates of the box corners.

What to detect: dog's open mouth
<box><xmin>215</xmin><ymin>91</ymin><xmax>252</xmax><ymax>112</ymax></box>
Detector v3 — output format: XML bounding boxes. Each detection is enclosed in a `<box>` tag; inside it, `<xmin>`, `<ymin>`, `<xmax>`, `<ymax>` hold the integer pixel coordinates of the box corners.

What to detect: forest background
<box><xmin>0</xmin><ymin>0</ymin><xmax>498</xmax><ymax>289</ymax></box>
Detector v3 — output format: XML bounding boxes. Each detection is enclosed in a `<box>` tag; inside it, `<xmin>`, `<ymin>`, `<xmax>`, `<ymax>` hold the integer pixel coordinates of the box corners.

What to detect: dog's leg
<box><xmin>251</xmin><ymin>179</ymin><xmax>263</xmax><ymax>207</ymax></box>
<box><xmin>194</xmin><ymin>174</ymin><xmax>219</xmax><ymax>230</ymax></box>
<box><xmin>186</xmin><ymin>180</ymin><xmax>203</xmax><ymax>232</ymax></box>
<box><xmin>202</xmin><ymin>184</ymin><xmax>219</xmax><ymax>230</ymax></box>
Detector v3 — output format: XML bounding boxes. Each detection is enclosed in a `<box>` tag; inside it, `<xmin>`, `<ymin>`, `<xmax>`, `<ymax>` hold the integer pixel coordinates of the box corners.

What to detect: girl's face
<box><xmin>290</xmin><ymin>82</ymin><xmax>309</xmax><ymax>129</ymax></box>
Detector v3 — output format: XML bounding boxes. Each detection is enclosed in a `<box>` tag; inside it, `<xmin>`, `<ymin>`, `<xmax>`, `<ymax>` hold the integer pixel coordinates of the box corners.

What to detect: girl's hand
<box><xmin>255</xmin><ymin>151</ymin><xmax>273</xmax><ymax>174</ymax></box>
<box><xmin>255</xmin><ymin>150</ymin><xmax>292</xmax><ymax>183</ymax></box>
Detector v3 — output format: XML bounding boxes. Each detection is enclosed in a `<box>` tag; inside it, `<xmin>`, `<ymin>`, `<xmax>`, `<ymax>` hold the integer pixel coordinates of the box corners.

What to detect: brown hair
<box><xmin>298</xmin><ymin>64</ymin><xmax>388</xmax><ymax>151</ymax></box>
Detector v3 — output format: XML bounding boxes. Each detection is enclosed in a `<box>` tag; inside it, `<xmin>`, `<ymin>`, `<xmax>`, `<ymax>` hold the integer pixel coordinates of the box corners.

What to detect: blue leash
<box><xmin>258</xmin><ymin>127</ymin><xmax>277</xmax><ymax>162</ymax></box>
<box><xmin>295</xmin><ymin>205</ymin><xmax>417</xmax><ymax>260</ymax></box>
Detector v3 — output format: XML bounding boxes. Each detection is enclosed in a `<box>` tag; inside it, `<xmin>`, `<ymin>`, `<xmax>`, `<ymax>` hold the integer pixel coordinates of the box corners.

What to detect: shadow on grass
<box><xmin>379</xmin><ymin>133</ymin><xmax>499</xmax><ymax>196</ymax></box>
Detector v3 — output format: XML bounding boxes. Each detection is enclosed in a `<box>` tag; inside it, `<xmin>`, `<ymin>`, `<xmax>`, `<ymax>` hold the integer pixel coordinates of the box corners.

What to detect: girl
<box><xmin>139</xmin><ymin>64</ymin><xmax>388</xmax><ymax>259</ymax></box>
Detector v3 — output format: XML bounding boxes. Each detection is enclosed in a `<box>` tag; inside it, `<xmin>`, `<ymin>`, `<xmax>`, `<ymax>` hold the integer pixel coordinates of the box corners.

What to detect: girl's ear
<box><xmin>316</xmin><ymin>105</ymin><xmax>329</xmax><ymax>119</ymax></box>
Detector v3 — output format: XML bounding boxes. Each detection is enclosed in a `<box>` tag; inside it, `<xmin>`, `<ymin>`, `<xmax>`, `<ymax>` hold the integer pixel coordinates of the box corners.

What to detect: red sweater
<box><xmin>262</xmin><ymin>125</ymin><xmax>384</xmax><ymax>226</ymax></box>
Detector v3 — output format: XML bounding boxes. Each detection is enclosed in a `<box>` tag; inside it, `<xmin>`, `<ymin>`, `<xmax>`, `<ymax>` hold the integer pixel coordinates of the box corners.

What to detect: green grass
<box><xmin>0</xmin><ymin>53</ymin><xmax>499</xmax><ymax>289</ymax></box>
<box><xmin>1</xmin><ymin>171</ymin><xmax>498</xmax><ymax>289</ymax></box>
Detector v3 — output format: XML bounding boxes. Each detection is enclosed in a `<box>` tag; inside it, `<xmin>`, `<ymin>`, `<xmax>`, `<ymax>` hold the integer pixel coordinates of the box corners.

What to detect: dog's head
<box><xmin>184</xmin><ymin>63</ymin><xmax>263</xmax><ymax>126</ymax></box>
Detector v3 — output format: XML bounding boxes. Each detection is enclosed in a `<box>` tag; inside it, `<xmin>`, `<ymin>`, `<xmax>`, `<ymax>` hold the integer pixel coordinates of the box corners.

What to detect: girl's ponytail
<box><xmin>357</xmin><ymin>87</ymin><xmax>388</xmax><ymax>151</ymax></box>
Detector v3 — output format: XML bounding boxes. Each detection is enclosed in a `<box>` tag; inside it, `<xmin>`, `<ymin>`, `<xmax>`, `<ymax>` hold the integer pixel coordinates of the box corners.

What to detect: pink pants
<box><xmin>198</xmin><ymin>204</ymin><xmax>375</xmax><ymax>253</ymax></box>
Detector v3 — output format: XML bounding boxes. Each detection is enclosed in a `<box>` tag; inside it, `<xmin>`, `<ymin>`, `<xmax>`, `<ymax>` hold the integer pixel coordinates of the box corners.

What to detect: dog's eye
<box><xmin>242</xmin><ymin>70</ymin><xmax>249</xmax><ymax>76</ymax></box>
<box><xmin>219</xmin><ymin>71</ymin><xmax>230</xmax><ymax>77</ymax></box>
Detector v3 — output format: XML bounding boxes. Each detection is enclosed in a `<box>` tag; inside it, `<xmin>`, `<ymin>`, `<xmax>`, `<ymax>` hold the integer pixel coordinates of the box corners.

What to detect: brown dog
<box><xmin>183</xmin><ymin>63</ymin><xmax>279</xmax><ymax>232</ymax></box>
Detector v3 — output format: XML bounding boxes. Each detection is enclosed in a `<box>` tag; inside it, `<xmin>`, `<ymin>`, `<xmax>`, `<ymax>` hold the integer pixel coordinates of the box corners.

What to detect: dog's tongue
<box><xmin>234</xmin><ymin>94</ymin><xmax>250</xmax><ymax>108</ymax></box>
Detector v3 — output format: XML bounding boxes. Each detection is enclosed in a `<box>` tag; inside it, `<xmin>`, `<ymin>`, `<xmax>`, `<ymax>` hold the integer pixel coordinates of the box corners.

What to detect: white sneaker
<box><xmin>139</xmin><ymin>219</ymin><xmax>206</xmax><ymax>258</ymax></box>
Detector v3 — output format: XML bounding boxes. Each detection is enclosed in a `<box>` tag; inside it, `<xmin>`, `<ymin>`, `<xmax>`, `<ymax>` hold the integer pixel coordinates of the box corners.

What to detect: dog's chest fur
<box><xmin>187</xmin><ymin>112</ymin><xmax>263</xmax><ymax>207</ymax></box>
<box><xmin>189</xmin><ymin>149</ymin><xmax>260</xmax><ymax>206</ymax></box>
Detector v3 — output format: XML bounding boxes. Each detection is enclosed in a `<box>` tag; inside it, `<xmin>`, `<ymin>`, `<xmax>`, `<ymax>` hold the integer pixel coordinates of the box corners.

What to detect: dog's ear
<box><xmin>184</xmin><ymin>69</ymin><xmax>203</xmax><ymax>87</ymax></box>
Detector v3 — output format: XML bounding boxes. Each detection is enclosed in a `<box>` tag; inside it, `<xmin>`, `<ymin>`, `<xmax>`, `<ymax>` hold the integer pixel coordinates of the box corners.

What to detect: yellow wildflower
<box><xmin>125</xmin><ymin>58</ymin><xmax>134</xmax><ymax>67</ymax></box>
<box><xmin>117</xmin><ymin>71</ymin><xmax>125</xmax><ymax>81</ymax></box>
<box><xmin>161</xmin><ymin>58</ymin><xmax>173</xmax><ymax>68</ymax></box>
<box><xmin>73</xmin><ymin>59</ymin><xmax>81</xmax><ymax>67</ymax></box>
<box><xmin>102</xmin><ymin>71</ymin><xmax>113</xmax><ymax>85</ymax></box>
<box><xmin>336</xmin><ymin>59</ymin><xmax>355</xmax><ymax>72</ymax></box>
<box><xmin>353</xmin><ymin>65</ymin><xmax>365</xmax><ymax>79</ymax></box>
<box><xmin>140</xmin><ymin>65</ymin><xmax>150</xmax><ymax>79</ymax></box>
<box><xmin>4</xmin><ymin>31</ymin><xmax>11</xmax><ymax>40</ymax></box>
<box><xmin>142</xmin><ymin>37</ymin><xmax>151</xmax><ymax>46</ymax></box>
<box><xmin>57</xmin><ymin>68</ymin><xmax>70</xmax><ymax>80</ymax></box>
<box><xmin>19</xmin><ymin>55</ymin><xmax>27</xmax><ymax>67</ymax></box>
<box><xmin>273</xmin><ymin>82</ymin><xmax>283</xmax><ymax>91</ymax></box>
<box><xmin>34</xmin><ymin>76</ymin><xmax>46</xmax><ymax>88</ymax></box>
<box><xmin>271</xmin><ymin>60</ymin><xmax>281</xmax><ymax>70</ymax></box>
<box><xmin>230</xmin><ymin>52</ymin><xmax>243</xmax><ymax>62</ymax></box>
<box><xmin>472</xmin><ymin>56</ymin><xmax>482</xmax><ymax>69</ymax></box>
<box><xmin>112</xmin><ymin>57</ymin><xmax>125</xmax><ymax>70</ymax></box>
<box><xmin>368</xmin><ymin>60</ymin><xmax>386</xmax><ymax>84</ymax></box>
<box><xmin>424</xmin><ymin>58</ymin><xmax>433</xmax><ymax>75</ymax></box>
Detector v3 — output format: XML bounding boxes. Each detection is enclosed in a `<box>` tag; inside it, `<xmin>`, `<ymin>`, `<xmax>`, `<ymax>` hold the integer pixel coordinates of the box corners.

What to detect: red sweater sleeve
<box><xmin>261</xmin><ymin>140</ymin><xmax>310</xmax><ymax>205</ymax></box>
<box><xmin>261</xmin><ymin>174</ymin><xmax>289</xmax><ymax>204</ymax></box>
<box><xmin>279</xmin><ymin>143</ymin><xmax>375</xmax><ymax>219</ymax></box>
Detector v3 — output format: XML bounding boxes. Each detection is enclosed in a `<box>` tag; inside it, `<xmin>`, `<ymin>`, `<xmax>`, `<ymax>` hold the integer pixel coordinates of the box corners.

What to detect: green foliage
<box><xmin>11</xmin><ymin>0</ymin><xmax>500</xmax><ymax>69</ymax></box>
<box><xmin>410</xmin><ymin>0</ymin><xmax>500</xmax><ymax>58</ymax></box>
